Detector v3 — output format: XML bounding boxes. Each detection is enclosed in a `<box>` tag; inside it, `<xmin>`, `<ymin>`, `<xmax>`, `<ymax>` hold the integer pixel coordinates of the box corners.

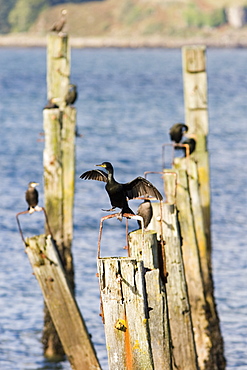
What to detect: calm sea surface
<box><xmin>0</xmin><ymin>47</ymin><xmax>246</xmax><ymax>370</ymax></box>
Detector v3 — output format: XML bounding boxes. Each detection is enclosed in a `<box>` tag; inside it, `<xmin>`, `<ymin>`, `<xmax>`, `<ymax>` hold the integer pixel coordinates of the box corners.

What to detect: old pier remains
<box><xmin>20</xmin><ymin>32</ymin><xmax>225</xmax><ymax>370</ymax></box>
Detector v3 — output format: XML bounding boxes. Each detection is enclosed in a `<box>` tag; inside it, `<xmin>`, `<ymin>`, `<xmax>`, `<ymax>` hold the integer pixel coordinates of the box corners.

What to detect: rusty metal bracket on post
<box><xmin>162</xmin><ymin>142</ymin><xmax>191</xmax><ymax>169</ymax></box>
<box><xmin>16</xmin><ymin>207</ymin><xmax>53</xmax><ymax>247</ymax></box>
<box><xmin>97</xmin><ymin>213</ymin><xmax>145</xmax><ymax>259</ymax></box>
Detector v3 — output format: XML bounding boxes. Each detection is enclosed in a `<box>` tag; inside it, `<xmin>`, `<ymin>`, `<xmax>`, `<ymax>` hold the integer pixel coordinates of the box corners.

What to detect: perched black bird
<box><xmin>181</xmin><ymin>138</ymin><xmax>196</xmax><ymax>155</ymax></box>
<box><xmin>50</xmin><ymin>9</ymin><xmax>67</xmax><ymax>33</ymax></box>
<box><xmin>169</xmin><ymin>123</ymin><xmax>188</xmax><ymax>143</ymax></box>
<box><xmin>43</xmin><ymin>99</ymin><xmax>59</xmax><ymax>109</ymax></box>
<box><xmin>25</xmin><ymin>182</ymin><xmax>39</xmax><ymax>213</ymax></box>
<box><xmin>137</xmin><ymin>199</ymin><xmax>153</xmax><ymax>229</ymax></box>
<box><xmin>65</xmin><ymin>84</ymin><xmax>77</xmax><ymax>106</ymax></box>
<box><xmin>80</xmin><ymin>162</ymin><xmax>163</xmax><ymax>218</ymax></box>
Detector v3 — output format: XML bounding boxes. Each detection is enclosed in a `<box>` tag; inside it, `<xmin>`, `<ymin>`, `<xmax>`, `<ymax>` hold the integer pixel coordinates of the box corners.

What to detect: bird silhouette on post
<box><xmin>80</xmin><ymin>162</ymin><xmax>163</xmax><ymax>220</ymax></box>
<box><xmin>137</xmin><ymin>199</ymin><xmax>153</xmax><ymax>229</ymax></box>
<box><xmin>181</xmin><ymin>137</ymin><xmax>196</xmax><ymax>155</ymax></box>
<box><xmin>50</xmin><ymin>9</ymin><xmax>67</xmax><ymax>34</ymax></box>
<box><xmin>169</xmin><ymin>123</ymin><xmax>188</xmax><ymax>143</ymax></box>
<box><xmin>65</xmin><ymin>84</ymin><xmax>77</xmax><ymax>106</ymax></box>
<box><xmin>25</xmin><ymin>182</ymin><xmax>42</xmax><ymax>214</ymax></box>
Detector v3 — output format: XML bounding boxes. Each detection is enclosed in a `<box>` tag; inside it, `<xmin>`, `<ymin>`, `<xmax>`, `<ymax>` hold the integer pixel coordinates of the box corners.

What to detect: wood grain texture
<box><xmin>26</xmin><ymin>235</ymin><xmax>101</xmax><ymax>370</ymax></box>
<box><xmin>98</xmin><ymin>257</ymin><xmax>154</xmax><ymax>370</ymax></box>
<box><xmin>149</xmin><ymin>201</ymin><xmax>199</xmax><ymax>370</ymax></box>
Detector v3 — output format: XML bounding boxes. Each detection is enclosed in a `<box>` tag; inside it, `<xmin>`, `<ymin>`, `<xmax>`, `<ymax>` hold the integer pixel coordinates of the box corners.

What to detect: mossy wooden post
<box><xmin>182</xmin><ymin>45</ymin><xmax>211</xmax><ymax>258</ymax></box>
<box><xmin>182</xmin><ymin>46</ymin><xmax>226</xmax><ymax>369</ymax></box>
<box><xmin>173</xmin><ymin>160</ymin><xmax>212</xmax><ymax>369</ymax></box>
<box><xmin>25</xmin><ymin>235</ymin><xmax>101</xmax><ymax>370</ymax></box>
<box><xmin>128</xmin><ymin>230</ymin><xmax>172</xmax><ymax>370</ymax></box>
<box><xmin>98</xmin><ymin>257</ymin><xmax>154</xmax><ymax>370</ymax></box>
<box><xmin>43</xmin><ymin>33</ymin><xmax>76</xmax><ymax>358</ymax></box>
<box><xmin>47</xmin><ymin>33</ymin><xmax>70</xmax><ymax>108</ymax></box>
<box><xmin>149</xmin><ymin>174</ymin><xmax>199</xmax><ymax>370</ymax></box>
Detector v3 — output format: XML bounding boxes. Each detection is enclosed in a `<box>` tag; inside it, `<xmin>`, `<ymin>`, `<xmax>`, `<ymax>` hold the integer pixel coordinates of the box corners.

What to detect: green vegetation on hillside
<box><xmin>0</xmin><ymin>0</ymin><xmax>247</xmax><ymax>36</ymax></box>
<box><xmin>0</xmin><ymin>0</ymin><xmax>94</xmax><ymax>34</ymax></box>
<box><xmin>184</xmin><ymin>4</ymin><xmax>226</xmax><ymax>28</ymax></box>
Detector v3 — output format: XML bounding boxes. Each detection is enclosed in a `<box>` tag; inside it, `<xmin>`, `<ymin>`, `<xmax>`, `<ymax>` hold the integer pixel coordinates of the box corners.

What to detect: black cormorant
<box><xmin>169</xmin><ymin>123</ymin><xmax>188</xmax><ymax>143</ymax></box>
<box><xmin>50</xmin><ymin>9</ymin><xmax>67</xmax><ymax>33</ymax></box>
<box><xmin>80</xmin><ymin>162</ymin><xmax>163</xmax><ymax>218</ymax></box>
<box><xmin>43</xmin><ymin>99</ymin><xmax>59</xmax><ymax>109</ymax></box>
<box><xmin>25</xmin><ymin>182</ymin><xmax>39</xmax><ymax>213</ymax></box>
<box><xmin>137</xmin><ymin>199</ymin><xmax>153</xmax><ymax>229</ymax></box>
<box><xmin>181</xmin><ymin>137</ymin><xmax>196</xmax><ymax>155</ymax></box>
<box><xmin>65</xmin><ymin>84</ymin><xmax>77</xmax><ymax>106</ymax></box>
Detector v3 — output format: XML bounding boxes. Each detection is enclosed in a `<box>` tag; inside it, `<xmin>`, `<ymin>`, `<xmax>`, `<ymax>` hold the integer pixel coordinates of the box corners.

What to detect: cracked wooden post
<box><xmin>128</xmin><ymin>229</ymin><xmax>172</xmax><ymax>370</ymax></box>
<box><xmin>172</xmin><ymin>160</ymin><xmax>212</xmax><ymax>369</ymax></box>
<box><xmin>182</xmin><ymin>46</ymin><xmax>226</xmax><ymax>369</ymax></box>
<box><xmin>98</xmin><ymin>257</ymin><xmax>154</xmax><ymax>370</ymax></box>
<box><xmin>47</xmin><ymin>33</ymin><xmax>70</xmax><ymax>108</ymax></box>
<box><xmin>25</xmin><ymin>234</ymin><xmax>101</xmax><ymax>370</ymax></box>
<box><xmin>149</xmin><ymin>173</ymin><xmax>198</xmax><ymax>370</ymax></box>
<box><xmin>43</xmin><ymin>33</ymin><xmax>76</xmax><ymax>358</ymax></box>
<box><xmin>182</xmin><ymin>45</ymin><xmax>210</xmax><ymax>260</ymax></box>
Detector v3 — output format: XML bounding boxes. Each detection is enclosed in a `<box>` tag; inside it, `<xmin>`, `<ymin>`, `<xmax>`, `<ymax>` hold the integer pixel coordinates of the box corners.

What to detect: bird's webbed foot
<box><xmin>116</xmin><ymin>212</ymin><xmax>123</xmax><ymax>222</ymax></box>
<box><xmin>35</xmin><ymin>206</ymin><xmax>43</xmax><ymax>212</ymax></box>
<box><xmin>102</xmin><ymin>207</ymin><xmax>116</xmax><ymax>212</ymax></box>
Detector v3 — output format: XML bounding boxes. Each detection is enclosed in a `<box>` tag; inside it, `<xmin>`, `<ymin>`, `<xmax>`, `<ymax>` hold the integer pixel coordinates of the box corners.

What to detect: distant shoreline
<box><xmin>0</xmin><ymin>33</ymin><xmax>246</xmax><ymax>48</ymax></box>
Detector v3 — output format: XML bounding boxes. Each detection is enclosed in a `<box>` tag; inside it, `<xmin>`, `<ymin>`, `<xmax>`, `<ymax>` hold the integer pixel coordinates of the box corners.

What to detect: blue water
<box><xmin>0</xmin><ymin>47</ymin><xmax>246</xmax><ymax>369</ymax></box>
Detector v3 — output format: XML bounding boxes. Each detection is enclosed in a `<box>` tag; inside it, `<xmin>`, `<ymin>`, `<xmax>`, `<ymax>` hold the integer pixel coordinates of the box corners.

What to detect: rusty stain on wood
<box><xmin>98</xmin><ymin>257</ymin><xmax>154</xmax><ymax>369</ymax></box>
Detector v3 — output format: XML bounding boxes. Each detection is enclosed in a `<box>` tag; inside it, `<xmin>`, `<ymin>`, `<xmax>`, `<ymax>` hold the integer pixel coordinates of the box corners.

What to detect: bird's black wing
<box><xmin>25</xmin><ymin>188</ymin><xmax>38</xmax><ymax>207</ymax></box>
<box><xmin>123</xmin><ymin>177</ymin><xmax>163</xmax><ymax>201</ymax></box>
<box><xmin>80</xmin><ymin>169</ymin><xmax>108</xmax><ymax>182</ymax></box>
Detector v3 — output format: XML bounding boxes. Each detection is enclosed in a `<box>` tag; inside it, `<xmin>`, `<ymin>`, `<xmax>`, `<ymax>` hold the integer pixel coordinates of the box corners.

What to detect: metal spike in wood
<box><xmin>98</xmin><ymin>257</ymin><xmax>154</xmax><ymax>370</ymax></box>
<box><xmin>26</xmin><ymin>235</ymin><xmax>101</xmax><ymax>370</ymax></box>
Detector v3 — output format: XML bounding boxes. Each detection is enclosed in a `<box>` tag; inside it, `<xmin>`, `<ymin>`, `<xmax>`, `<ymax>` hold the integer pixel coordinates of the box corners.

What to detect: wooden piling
<box><xmin>148</xmin><ymin>180</ymin><xmax>199</xmax><ymax>370</ymax></box>
<box><xmin>170</xmin><ymin>162</ymin><xmax>212</xmax><ymax>369</ymax></box>
<box><xmin>182</xmin><ymin>45</ymin><xmax>210</xmax><ymax>255</ymax></box>
<box><xmin>26</xmin><ymin>234</ymin><xmax>101</xmax><ymax>370</ymax></box>
<box><xmin>47</xmin><ymin>33</ymin><xmax>70</xmax><ymax>109</ymax></box>
<box><xmin>43</xmin><ymin>33</ymin><xmax>76</xmax><ymax>357</ymax></box>
<box><xmin>128</xmin><ymin>229</ymin><xmax>172</xmax><ymax>370</ymax></box>
<box><xmin>98</xmin><ymin>257</ymin><xmax>154</xmax><ymax>370</ymax></box>
<box><xmin>182</xmin><ymin>46</ymin><xmax>226</xmax><ymax>369</ymax></box>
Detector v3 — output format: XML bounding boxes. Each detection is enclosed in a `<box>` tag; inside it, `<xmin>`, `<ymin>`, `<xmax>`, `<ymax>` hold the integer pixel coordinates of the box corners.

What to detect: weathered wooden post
<box><xmin>182</xmin><ymin>46</ymin><xmax>226</xmax><ymax>369</ymax></box>
<box><xmin>97</xmin><ymin>214</ymin><xmax>173</xmax><ymax>369</ymax></box>
<box><xmin>43</xmin><ymin>33</ymin><xmax>76</xmax><ymax>357</ymax></box>
<box><xmin>149</xmin><ymin>174</ymin><xmax>199</xmax><ymax>370</ymax></box>
<box><xmin>47</xmin><ymin>33</ymin><xmax>70</xmax><ymax>108</ymax></box>
<box><xmin>171</xmin><ymin>161</ymin><xmax>212</xmax><ymax>369</ymax></box>
<box><xmin>25</xmin><ymin>234</ymin><xmax>101</xmax><ymax>370</ymax></box>
<box><xmin>182</xmin><ymin>45</ymin><xmax>210</xmax><ymax>257</ymax></box>
<box><xmin>128</xmin><ymin>229</ymin><xmax>172</xmax><ymax>370</ymax></box>
<box><xmin>98</xmin><ymin>257</ymin><xmax>154</xmax><ymax>370</ymax></box>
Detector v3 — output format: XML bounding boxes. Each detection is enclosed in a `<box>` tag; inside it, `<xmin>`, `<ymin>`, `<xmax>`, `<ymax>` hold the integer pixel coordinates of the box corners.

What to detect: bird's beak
<box><xmin>96</xmin><ymin>164</ymin><xmax>105</xmax><ymax>168</ymax></box>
